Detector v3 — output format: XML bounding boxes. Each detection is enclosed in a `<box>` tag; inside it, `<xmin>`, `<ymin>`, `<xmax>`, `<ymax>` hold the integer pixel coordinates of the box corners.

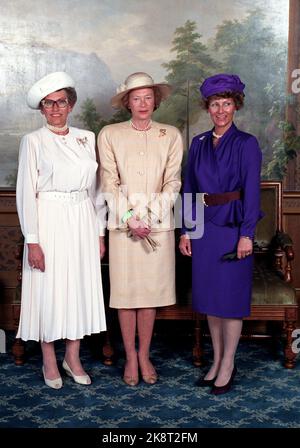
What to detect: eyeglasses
<box><xmin>41</xmin><ymin>98</ymin><xmax>69</xmax><ymax>109</ymax></box>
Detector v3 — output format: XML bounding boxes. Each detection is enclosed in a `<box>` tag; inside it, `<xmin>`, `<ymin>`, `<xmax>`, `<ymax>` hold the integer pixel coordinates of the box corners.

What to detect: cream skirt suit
<box><xmin>98</xmin><ymin>120</ymin><xmax>183</xmax><ymax>309</ymax></box>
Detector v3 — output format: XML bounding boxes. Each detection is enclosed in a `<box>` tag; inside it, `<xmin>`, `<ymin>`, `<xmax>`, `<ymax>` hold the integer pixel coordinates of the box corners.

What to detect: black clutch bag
<box><xmin>221</xmin><ymin>250</ymin><xmax>238</xmax><ymax>261</ymax></box>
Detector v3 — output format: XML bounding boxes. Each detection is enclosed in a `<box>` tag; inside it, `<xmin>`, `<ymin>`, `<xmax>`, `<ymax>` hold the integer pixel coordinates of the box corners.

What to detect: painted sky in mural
<box><xmin>1</xmin><ymin>0</ymin><xmax>288</xmax><ymax>82</ymax></box>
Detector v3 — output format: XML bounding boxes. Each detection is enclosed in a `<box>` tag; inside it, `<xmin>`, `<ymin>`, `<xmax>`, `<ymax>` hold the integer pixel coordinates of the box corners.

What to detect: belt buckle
<box><xmin>71</xmin><ymin>191</ymin><xmax>79</xmax><ymax>202</ymax></box>
<box><xmin>202</xmin><ymin>193</ymin><xmax>208</xmax><ymax>207</ymax></box>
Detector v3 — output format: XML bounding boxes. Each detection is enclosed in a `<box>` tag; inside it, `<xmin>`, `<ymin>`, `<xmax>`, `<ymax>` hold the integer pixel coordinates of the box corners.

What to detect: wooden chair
<box><xmin>157</xmin><ymin>180</ymin><xmax>298</xmax><ymax>368</ymax></box>
<box><xmin>245</xmin><ymin>181</ymin><xmax>298</xmax><ymax>368</ymax></box>
<box><xmin>156</xmin><ymin>249</ymin><xmax>203</xmax><ymax>365</ymax></box>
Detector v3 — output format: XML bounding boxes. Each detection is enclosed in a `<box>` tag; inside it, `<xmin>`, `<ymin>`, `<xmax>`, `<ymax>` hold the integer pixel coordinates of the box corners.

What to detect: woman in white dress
<box><xmin>16</xmin><ymin>72</ymin><xmax>106</xmax><ymax>389</ymax></box>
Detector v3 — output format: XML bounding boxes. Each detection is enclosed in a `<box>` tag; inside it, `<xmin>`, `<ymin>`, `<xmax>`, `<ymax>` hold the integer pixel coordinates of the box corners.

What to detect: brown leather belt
<box><xmin>202</xmin><ymin>190</ymin><xmax>241</xmax><ymax>207</ymax></box>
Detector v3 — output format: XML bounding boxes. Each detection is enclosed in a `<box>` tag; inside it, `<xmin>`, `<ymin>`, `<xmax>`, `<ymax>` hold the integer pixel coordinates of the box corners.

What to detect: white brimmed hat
<box><xmin>111</xmin><ymin>72</ymin><xmax>172</xmax><ymax>109</ymax></box>
<box><xmin>27</xmin><ymin>71</ymin><xmax>75</xmax><ymax>109</ymax></box>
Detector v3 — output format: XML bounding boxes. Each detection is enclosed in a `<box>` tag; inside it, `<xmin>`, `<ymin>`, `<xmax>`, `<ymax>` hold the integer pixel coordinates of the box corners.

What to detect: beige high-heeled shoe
<box><xmin>62</xmin><ymin>359</ymin><xmax>91</xmax><ymax>385</ymax></box>
<box><xmin>138</xmin><ymin>356</ymin><xmax>158</xmax><ymax>385</ymax></box>
<box><xmin>123</xmin><ymin>374</ymin><xmax>139</xmax><ymax>386</ymax></box>
<box><xmin>42</xmin><ymin>366</ymin><xmax>63</xmax><ymax>389</ymax></box>
<box><xmin>141</xmin><ymin>372</ymin><xmax>158</xmax><ymax>385</ymax></box>
<box><xmin>123</xmin><ymin>359</ymin><xmax>139</xmax><ymax>386</ymax></box>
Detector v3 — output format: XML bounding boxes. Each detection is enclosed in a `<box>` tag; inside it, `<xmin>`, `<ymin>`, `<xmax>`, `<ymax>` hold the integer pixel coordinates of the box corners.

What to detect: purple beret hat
<box><xmin>200</xmin><ymin>73</ymin><xmax>245</xmax><ymax>99</ymax></box>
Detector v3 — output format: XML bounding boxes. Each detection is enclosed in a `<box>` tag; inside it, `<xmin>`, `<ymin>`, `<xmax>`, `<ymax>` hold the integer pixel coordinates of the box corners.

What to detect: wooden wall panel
<box><xmin>0</xmin><ymin>190</ymin><xmax>22</xmax><ymax>330</ymax></box>
<box><xmin>283</xmin><ymin>191</ymin><xmax>300</xmax><ymax>294</ymax></box>
<box><xmin>0</xmin><ymin>190</ymin><xmax>299</xmax><ymax>330</ymax></box>
<box><xmin>285</xmin><ymin>0</ymin><xmax>300</xmax><ymax>190</ymax></box>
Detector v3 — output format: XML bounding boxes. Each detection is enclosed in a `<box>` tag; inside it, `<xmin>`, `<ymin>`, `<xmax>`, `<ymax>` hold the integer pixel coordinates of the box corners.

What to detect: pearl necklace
<box><xmin>130</xmin><ymin>120</ymin><xmax>152</xmax><ymax>131</ymax></box>
<box><xmin>46</xmin><ymin>123</ymin><xmax>69</xmax><ymax>133</ymax></box>
<box><xmin>212</xmin><ymin>131</ymin><xmax>224</xmax><ymax>139</ymax></box>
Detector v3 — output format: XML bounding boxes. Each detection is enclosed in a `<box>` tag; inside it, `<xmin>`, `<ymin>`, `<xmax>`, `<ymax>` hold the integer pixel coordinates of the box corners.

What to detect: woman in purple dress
<box><xmin>179</xmin><ymin>74</ymin><xmax>262</xmax><ymax>395</ymax></box>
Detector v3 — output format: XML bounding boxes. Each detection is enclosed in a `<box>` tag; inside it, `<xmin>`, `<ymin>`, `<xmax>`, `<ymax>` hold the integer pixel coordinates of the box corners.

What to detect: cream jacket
<box><xmin>97</xmin><ymin>120</ymin><xmax>183</xmax><ymax>232</ymax></box>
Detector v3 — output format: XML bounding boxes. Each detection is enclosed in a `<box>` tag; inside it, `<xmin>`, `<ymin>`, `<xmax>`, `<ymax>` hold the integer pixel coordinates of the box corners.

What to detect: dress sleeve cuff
<box><xmin>98</xmin><ymin>225</ymin><xmax>106</xmax><ymax>237</ymax></box>
<box><xmin>25</xmin><ymin>234</ymin><xmax>39</xmax><ymax>244</ymax></box>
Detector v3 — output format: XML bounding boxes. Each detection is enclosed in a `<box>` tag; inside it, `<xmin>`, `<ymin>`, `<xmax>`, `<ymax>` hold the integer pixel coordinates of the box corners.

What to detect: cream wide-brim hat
<box><xmin>110</xmin><ymin>72</ymin><xmax>172</xmax><ymax>109</ymax></box>
<box><xmin>26</xmin><ymin>71</ymin><xmax>75</xmax><ymax>109</ymax></box>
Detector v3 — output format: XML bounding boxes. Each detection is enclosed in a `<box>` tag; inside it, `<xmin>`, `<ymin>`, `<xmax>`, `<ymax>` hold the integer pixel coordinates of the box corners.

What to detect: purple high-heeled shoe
<box><xmin>210</xmin><ymin>366</ymin><xmax>237</xmax><ymax>395</ymax></box>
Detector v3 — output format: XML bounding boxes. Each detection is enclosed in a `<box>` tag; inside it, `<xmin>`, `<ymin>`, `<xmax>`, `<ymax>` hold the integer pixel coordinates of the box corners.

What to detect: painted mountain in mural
<box><xmin>0</xmin><ymin>42</ymin><xmax>115</xmax><ymax>132</ymax></box>
<box><xmin>0</xmin><ymin>42</ymin><xmax>116</xmax><ymax>185</ymax></box>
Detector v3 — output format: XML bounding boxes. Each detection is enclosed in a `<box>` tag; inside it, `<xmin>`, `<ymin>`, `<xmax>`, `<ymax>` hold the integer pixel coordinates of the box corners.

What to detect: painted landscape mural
<box><xmin>0</xmin><ymin>0</ymin><xmax>295</xmax><ymax>186</ymax></box>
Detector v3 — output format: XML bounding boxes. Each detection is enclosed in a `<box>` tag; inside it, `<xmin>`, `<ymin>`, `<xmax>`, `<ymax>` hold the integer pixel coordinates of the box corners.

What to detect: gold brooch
<box><xmin>76</xmin><ymin>137</ymin><xmax>88</xmax><ymax>147</ymax></box>
<box><xmin>159</xmin><ymin>129</ymin><xmax>167</xmax><ymax>137</ymax></box>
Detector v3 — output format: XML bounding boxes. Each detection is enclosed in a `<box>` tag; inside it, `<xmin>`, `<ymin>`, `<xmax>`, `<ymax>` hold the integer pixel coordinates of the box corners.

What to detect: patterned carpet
<box><xmin>1</xmin><ymin>324</ymin><xmax>300</xmax><ymax>429</ymax></box>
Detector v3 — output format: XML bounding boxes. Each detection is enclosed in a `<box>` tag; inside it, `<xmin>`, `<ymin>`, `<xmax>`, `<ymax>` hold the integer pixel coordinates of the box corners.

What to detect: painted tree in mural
<box><xmin>79</xmin><ymin>20</ymin><xmax>217</xmax><ymax>151</ymax></box>
<box><xmin>76</xmin><ymin>98</ymin><xmax>105</xmax><ymax>136</ymax></box>
<box><xmin>155</xmin><ymin>19</ymin><xmax>217</xmax><ymax>149</ymax></box>
<box><xmin>78</xmin><ymin>12</ymin><xmax>298</xmax><ymax>179</ymax></box>
<box><xmin>77</xmin><ymin>98</ymin><xmax>130</xmax><ymax>135</ymax></box>
<box><xmin>214</xmin><ymin>9</ymin><xmax>298</xmax><ymax>179</ymax></box>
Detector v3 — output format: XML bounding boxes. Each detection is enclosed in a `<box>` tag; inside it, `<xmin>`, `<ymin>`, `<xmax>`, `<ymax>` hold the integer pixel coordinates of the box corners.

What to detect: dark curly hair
<box><xmin>64</xmin><ymin>87</ymin><xmax>77</xmax><ymax>106</ymax></box>
<box><xmin>202</xmin><ymin>91</ymin><xmax>244</xmax><ymax>110</ymax></box>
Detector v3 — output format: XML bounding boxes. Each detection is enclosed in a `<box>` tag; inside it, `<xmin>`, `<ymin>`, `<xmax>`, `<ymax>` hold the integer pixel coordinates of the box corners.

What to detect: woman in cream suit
<box><xmin>98</xmin><ymin>72</ymin><xmax>183</xmax><ymax>386</ymax></box>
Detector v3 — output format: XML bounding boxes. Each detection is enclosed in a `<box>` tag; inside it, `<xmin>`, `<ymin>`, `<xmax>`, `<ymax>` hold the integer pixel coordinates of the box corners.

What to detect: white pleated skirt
<box><xmin>17</xmin><ymin>195</ymin><xmax>106</xmax><ymax>342</ymax></box>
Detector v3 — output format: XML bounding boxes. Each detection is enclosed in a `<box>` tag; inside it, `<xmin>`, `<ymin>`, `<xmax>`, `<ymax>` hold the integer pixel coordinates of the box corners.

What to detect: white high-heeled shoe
<box><xmin>62</xmin><ymin>359</ymin><xmax>91</xmax><ymax>385</ymax></box>
<box><xmin>42</xmin><ymin>366</ymin><xmax>63</xmax><ymax>389</ymax></box>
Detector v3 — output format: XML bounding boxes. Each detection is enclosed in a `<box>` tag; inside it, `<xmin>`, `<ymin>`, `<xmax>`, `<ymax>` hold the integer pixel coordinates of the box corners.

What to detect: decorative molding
<box><xmin>283</xmin><ymin>191</ymin><xmax>300</xmax><ymax>213</ymax></box>
<box><xmin>296</xmin><ymin>156</ymin><xmax>300</xmax><ymax>190</ymax></box>
<box><xmin>0</xmin><ymin>189</ymin><xmax>17</xmax><ymax>213</ymax></box>
<box><xmin>261</xmin><ymin>181</ymin><xmax>282</xmax><ymax>229</ymax></box>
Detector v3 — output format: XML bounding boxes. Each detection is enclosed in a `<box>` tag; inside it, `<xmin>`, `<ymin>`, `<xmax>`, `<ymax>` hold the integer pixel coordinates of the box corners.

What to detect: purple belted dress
<box><xmin>182</xmin><ymin>123</ymin><xmax>262</xmax><ymax>318</ymax></box>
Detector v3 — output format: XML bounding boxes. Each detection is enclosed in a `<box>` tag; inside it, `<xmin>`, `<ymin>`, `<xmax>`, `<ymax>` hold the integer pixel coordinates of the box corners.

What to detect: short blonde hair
<box><xmin>122</xmin><ymin>87</ymin><xmax>162</xmax><ymax>111</ymax></box>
